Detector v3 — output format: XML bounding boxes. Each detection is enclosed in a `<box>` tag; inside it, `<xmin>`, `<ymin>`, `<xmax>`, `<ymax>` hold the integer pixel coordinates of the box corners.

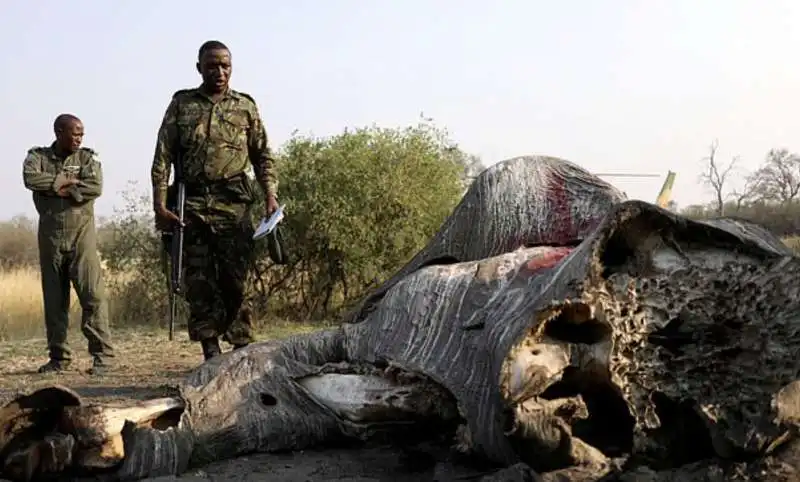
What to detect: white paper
<box><xmin>253</xmin><ymin>204</ymin><xmax>286</xmax><ymax>240</ymax></box>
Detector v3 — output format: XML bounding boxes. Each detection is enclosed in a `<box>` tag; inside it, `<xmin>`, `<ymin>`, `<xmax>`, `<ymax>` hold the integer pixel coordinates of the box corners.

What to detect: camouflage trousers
<box><xmin>183</xmin><ymin>216</ymin><xmax>256</xmax><ymax>345</ymax></box>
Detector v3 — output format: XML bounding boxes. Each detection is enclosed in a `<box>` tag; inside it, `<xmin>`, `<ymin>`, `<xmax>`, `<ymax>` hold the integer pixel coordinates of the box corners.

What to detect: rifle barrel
<box><xmin>168</xmin><ymin>293</ymin><xmax>175</xmax><ymax>341</ymax></box>
<box><xmin>168</xmin><ymin>182</ymin><xmax>186</xmax><ymax>341</ymax></box>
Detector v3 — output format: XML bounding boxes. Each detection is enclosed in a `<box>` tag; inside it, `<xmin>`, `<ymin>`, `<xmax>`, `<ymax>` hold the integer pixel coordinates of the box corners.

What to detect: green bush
<box><xmin>249</xmin><ymin>121</ymin><xmax>471</xmax><ymax>319</ymax></box>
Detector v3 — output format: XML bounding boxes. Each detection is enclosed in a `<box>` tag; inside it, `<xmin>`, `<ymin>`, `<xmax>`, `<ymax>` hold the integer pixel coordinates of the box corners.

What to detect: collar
<box><xmin>196</xmin><ymin>85</ymin><xmax>235</xmax><ymax>102</ymax></box>
<box><xmin>48</xmin><ymin>142</ymin><xmax>81</xmax><ymax>161</ymax></box>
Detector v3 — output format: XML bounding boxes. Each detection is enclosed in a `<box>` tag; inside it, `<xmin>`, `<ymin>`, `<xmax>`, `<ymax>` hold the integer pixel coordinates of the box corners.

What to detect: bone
<box><xmin>57</xmin><ymin>397</ymin><xmax>184</xmax><ymax>469</ymax></box>
<box><xmin>297</xmin><ymin>373</ymin><xmax>456</xmax><ymax>424</ymax></box>
<box><xmin>506</xmin><ymin>396</ymin><xmax>608</xmax><ymax>472</ymax></box>
<box><xmin>502</xmin><ymin>331</ymin><xmax>572</xmax><ymax>406</ymax></box>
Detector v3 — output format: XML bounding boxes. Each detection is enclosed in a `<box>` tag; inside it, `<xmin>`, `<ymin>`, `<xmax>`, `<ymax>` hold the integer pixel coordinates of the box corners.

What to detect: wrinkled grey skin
<box><xmin>3</xmin><ymin>156</ymin><xmax>800</xmax><ymax>482</ymax></box>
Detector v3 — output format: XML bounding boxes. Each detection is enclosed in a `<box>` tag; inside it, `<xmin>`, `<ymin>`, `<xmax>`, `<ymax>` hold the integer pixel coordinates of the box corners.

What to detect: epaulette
<box><xmin>79</xmin><ymin>147</ymin><xmax>98</xmax><ymax>157</ymax></box>
<box><xmin>232</xmin><ymin>89</ymin><xmax>257</xmax><ymax>105</ymax></box>
<box><xmin>171</xmin><ymin>88</ymin><xmax>197</xmax><ymax>99</ymax></box>
<box><xmin>26</xmin><ymin>146</ymin><xmax>48</xmax><ymax>156</ymax></box>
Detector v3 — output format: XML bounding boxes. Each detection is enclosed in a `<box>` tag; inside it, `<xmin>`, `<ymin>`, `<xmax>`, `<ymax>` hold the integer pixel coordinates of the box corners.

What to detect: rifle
<box><xmin>168</xmin><ymin>159</ymin><xmax>186</xmax><ymax>341</ymax></box>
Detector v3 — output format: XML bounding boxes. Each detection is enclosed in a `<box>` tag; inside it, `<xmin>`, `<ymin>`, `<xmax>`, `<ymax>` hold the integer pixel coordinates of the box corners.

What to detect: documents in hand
<box><xmin>253</xmin><ymin>204</ymin><xmax>286</xmax><ymax>240</ymax></box>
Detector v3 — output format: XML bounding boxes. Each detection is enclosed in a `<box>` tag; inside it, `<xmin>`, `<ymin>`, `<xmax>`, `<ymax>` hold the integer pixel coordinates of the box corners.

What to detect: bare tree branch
<box><xmin>698</xmin><ymin>139</ymin><xmax>738</xmax><ymax>216</ymax></box>
<box><xmin>731</xmin><ymin>175</ymin><xmax>758</xmax><ymax>212</ymax></box>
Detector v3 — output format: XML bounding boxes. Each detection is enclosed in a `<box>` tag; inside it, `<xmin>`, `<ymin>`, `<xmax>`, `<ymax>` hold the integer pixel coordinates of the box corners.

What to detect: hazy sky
<box><xmin>2</xmin><ymin>0</ymin><xmax>798</xmax><ymax>221</ymax></box>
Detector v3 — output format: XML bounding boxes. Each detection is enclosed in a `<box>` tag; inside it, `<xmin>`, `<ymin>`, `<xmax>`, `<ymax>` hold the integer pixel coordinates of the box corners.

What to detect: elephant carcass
<box><xmin>3</xmin><ymin>156</ymin><xmax>800</xmax><ymax>481</ymax></box>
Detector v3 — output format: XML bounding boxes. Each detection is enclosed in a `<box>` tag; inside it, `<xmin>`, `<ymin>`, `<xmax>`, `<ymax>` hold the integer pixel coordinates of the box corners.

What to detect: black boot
<box><xmin>37</xmin><ymin>359</ymin><xmax>71</xmax><ymax>373</ymax></box>
<box><xmin>87</xmin><ymin>355</ymin><xmax>111</xmax><ymax>376</ymax></box>
<box><xmin>201</xmin><ymin>337</ymin><xmax>222</xmax><ymax>361</ymax></box>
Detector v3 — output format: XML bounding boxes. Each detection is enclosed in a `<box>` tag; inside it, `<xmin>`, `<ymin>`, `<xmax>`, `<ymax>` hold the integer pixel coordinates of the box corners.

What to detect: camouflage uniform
<box><xmin>22</xmin><ymin>144</ymin><xmax>115</xmax><ymax>366</ymax></box>
<box><xmin>151</xmin><ymin>88</ymin><xmax>277</xmax><ymax>346</ymax></box>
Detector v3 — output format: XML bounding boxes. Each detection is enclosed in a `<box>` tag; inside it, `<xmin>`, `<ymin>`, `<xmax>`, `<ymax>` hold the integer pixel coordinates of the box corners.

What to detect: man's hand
<box><xmin>265</xmin><ymin>194</ymin><xmax>279</xmax><ymax>217</ymax></box>
<box><xmin>154</xmin><ymin>205</ymin><xmax>183</xmax><ymax>232</ymax></box>
<box><xmin>56</xmin><ymin>179</ymin><xmax>80</xmax><ymax>197</ymax></box>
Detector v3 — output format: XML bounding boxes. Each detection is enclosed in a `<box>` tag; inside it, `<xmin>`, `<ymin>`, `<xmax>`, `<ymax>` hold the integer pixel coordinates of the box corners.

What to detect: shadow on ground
<box><xmin>151</xmin><ymin>443</ymin><xmax>476</xmax><ymax>482</ymax></box>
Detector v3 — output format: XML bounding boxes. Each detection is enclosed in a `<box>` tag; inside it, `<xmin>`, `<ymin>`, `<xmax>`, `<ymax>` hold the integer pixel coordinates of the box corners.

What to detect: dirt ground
<box><xmin>0</xmin><ymin>328</ymin><xmax>471</xmax><ymax>482</ymax></box>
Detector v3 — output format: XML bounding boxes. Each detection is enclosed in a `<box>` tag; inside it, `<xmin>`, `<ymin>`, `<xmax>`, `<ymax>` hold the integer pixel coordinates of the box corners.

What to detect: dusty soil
<box><xmin>0</xmin><ymin>328</ymin><xmax>465</xmax><ymax>481</ymax></box>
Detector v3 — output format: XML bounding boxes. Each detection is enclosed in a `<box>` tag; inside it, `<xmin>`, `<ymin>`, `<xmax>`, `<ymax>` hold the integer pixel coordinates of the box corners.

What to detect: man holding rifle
<box><xmin>151</xmin><ymin>40</ymin><xmax>279</xmax><ymax>361</ymax></box>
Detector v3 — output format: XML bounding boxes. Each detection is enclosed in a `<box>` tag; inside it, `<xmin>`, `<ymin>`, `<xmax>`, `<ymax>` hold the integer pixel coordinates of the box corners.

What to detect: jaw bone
<box><xmin>0</xmin><ymin>391</ymin><xmax>184</xmax><ymax>480</ymax></box>
<box><xmin>58</xmin><ymin>397</ymin><xmax>185</xmax><ymax>469</ymax></box>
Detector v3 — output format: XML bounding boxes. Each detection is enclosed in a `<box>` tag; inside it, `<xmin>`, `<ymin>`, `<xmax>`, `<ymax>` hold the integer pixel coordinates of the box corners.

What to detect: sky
<box><xmin>1</xmin><ymin>0</ymin><xmax>799</xmax><ymax>221</ymax></box>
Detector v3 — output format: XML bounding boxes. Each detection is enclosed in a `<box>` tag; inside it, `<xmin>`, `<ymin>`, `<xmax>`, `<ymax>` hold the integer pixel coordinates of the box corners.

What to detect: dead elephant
<box><xmin>2</xmin><ymin>155</ymin><xmax>800</xmax><ymax>482</ymax></box>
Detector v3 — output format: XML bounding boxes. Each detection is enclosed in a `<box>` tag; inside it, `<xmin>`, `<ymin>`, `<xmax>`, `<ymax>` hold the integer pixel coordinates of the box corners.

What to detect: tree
<box><xmin>698</xmin><ymin>139</ymin><xmax>738</xmax><ymax>216</ymax></box>
<box><xmin>681</xmin><ymin>145</ymin><xmax>800</xmax><ymax>236</ymax></box>
<box><xmin>749</xmin><ymin>148</ymin><xmax>800</xmax><ymax>206</ymax></box>
<box><xmin>250</xmin><ymin>120</ymin><xmax>469</xmax><ymax>319</ymax></box>
<box><xmin>730</xmin><ymin>175</ymin><xmax>758</xmax><ymax>212</ymax></box>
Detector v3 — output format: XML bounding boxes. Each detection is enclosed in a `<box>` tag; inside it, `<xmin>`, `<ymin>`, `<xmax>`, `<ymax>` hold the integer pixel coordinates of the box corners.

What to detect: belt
<box><xmin>183</xmin><ymin>174</ymin><xmax>246</xmax><ymax>195</ymax></box>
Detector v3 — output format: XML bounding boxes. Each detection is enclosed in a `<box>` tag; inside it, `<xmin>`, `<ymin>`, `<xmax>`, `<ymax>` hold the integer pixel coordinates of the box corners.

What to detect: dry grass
<box><xmin>782</xmin><ymin>235</ymin><xmax>800</xmax><ymax>255</ymax></box>
<box><xmin>0</xmin><ymin>265</ymin><xmax>137</xmax><ymax>341</ymax></box>
<box><xmin>0</xmin><ymin>266</ymin><xmax>74</xmax><ymax>341</ymax></box>
<box><xmin>0</xmin><ymin>266</ymin><xmax>323</xmax><ymax>339</ymax></box>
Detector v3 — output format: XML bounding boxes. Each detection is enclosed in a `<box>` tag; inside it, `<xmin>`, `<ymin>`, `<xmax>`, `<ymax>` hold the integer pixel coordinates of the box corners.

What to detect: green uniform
<box><xmin>151</xmin><ymin>87</ymin><xmax>277</xmax><ymax>344</ymax></box>
<box><xmin>22</xmin><ymin>144</ymin><xmax>115</xmax><ymax>363</ymax></box>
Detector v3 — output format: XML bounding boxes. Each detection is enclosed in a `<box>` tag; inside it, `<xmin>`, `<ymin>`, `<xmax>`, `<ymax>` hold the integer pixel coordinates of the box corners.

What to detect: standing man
<box><xmin>22</xmin><ymin>114</ymin><xmax>115</xmax><ymax>374</ymax></box>
<box><xmin>151</xmin><ymin>40</ymin><xmax>278</xmax><ymax>361</ymax></box>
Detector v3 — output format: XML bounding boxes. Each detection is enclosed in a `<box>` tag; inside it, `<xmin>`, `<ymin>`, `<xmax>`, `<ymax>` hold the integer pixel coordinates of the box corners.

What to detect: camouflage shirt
<box><xmin>22</xmin><ymin>144</ymin><xmax>103</xmax><ymax>248</ymax></box>
<box><xmin>151</xmin><ymin>87</ymin><xmax>277</xmax><ymax>217</ymax></box>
